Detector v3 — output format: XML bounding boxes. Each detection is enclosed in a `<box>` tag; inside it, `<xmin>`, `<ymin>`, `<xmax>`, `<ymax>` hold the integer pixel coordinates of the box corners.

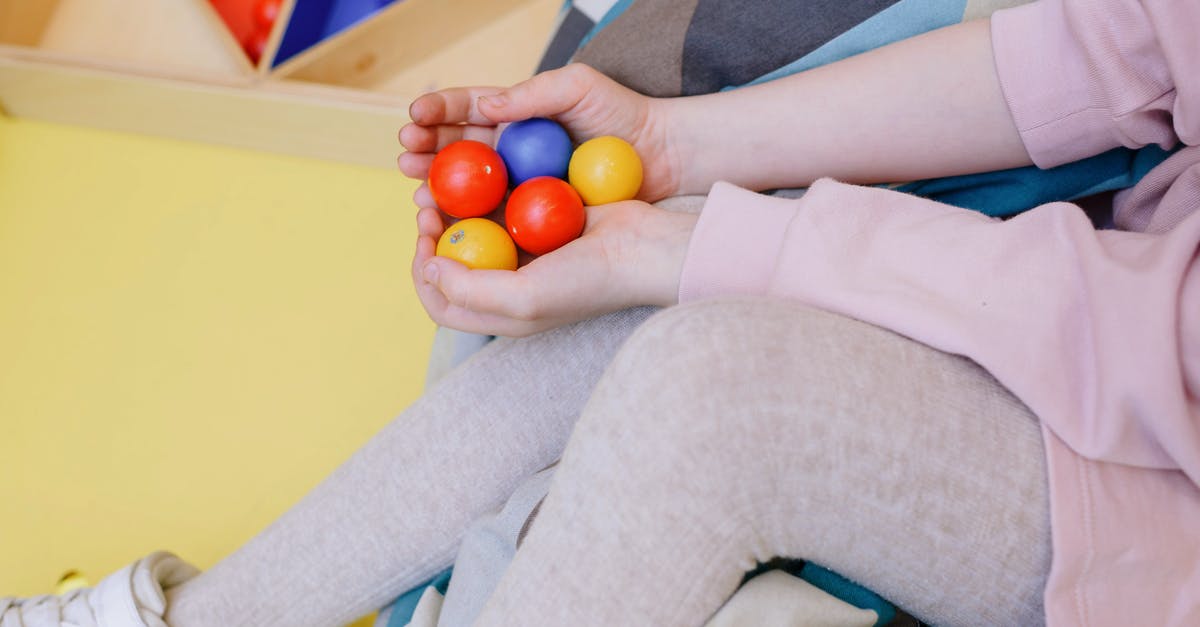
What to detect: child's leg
<box><xmin>164</xmin><ymin>307</ymin><xmax>656</xmax><ymax>627</ymax></box>
<box><xmin>479</xmin><ymin>299</ymin><xmax>1052</xmax><ymax>626</ymax></box>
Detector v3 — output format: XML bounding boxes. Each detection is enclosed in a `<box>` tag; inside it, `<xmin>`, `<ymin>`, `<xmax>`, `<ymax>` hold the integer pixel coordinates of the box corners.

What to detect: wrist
<box><xmin>660</xmin><ymin>97</ymin><xmax>697</xmax><ymax>196</ymax></box>
<box><xmin>628</xmin><ymin>205</ymin><xmax>699</xmax><ymax>307</ymax></box>
<box><xmin>655</xmin><ymin>97</ymin><xmax>712</xmax><ymax>197</ymax></box>
<box><xmin>664</xmin><ymin>92</ymin><xmax>754</xmax><ymax>195</ymax></box>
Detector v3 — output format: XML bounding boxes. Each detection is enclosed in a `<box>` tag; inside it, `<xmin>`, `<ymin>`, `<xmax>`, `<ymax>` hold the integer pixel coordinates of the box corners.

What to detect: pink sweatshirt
<box><xmin>678</xmin><ymin>0</ymin><xmax>1200</xmax><ymax>624</ymax></box>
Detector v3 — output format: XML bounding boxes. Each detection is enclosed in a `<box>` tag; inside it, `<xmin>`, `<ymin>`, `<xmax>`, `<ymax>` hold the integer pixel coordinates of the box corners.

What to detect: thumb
<box><xmin>424</xmin><ymin>256</ymin><xmax>534</xmax><ymax>319</ymax></box>
<box><xmin>421</xmin><ymin>256</ymin><xmax>451</xmax><ymax>286</ymax></box>
<box><xmin>477</xmin><ymin>64</ymin><xmax>597</xmax><ymax>123</ymax></box>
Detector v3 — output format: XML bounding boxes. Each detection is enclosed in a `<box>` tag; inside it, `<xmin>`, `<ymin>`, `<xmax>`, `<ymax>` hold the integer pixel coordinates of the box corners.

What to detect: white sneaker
<box><xmin>0</xmin><ymin>552</ymin><xmax>199</xmax><ymax>627</ymax></box>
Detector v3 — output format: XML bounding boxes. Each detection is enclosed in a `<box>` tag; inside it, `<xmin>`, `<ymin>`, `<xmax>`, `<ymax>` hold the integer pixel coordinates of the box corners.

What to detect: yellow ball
<box><xmin>568</xmin><ymin>136</ymin><xmax>643</xmax><ymax>205</ymax></box>
<box><xmin>54</xmin><ymin>570</ymin><xmax>89</xmax><ymax>595</ymax></box>
<box><xmin>436</xmin><ymin>218</ymin><xmax>518</xmax><ymax>271</ymax></box>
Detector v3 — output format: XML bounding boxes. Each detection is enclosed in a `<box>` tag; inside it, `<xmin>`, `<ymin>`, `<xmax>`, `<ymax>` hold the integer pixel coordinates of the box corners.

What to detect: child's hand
<box><xmin>411</xmin><ymin>200</ymin><xmax>697</xmax><ymax>337</ymax></box>
<box><xmin>397</xmin><ymin>63</ymin><xmax>682</xmax><ymax>207</ymax></box>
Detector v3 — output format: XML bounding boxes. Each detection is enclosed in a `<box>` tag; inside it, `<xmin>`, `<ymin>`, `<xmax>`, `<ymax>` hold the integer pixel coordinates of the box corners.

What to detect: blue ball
<box><xmin>496</xmin><ymin>118</ymin><xmax>573</xmax><ymax>186</ymax></box>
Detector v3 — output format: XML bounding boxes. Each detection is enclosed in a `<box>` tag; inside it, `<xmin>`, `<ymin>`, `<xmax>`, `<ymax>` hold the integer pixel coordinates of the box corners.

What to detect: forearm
<box><xmin>667</xmin><ymin>19</ymin><xmax>1032</xmax><ymax>193</ymax></box>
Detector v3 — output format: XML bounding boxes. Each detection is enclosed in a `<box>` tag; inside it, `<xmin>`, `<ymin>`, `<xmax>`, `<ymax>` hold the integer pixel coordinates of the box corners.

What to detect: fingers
<box><xmin>423</xmin><ymin>258</ymin><xmax>542</xmax><ymax>322</ymax></box>
<box><xmin>397</xmin><ymin>152</ymin><xmax>435</xmax><ymax>180</ymax></box>
<box><xmin>400</xmin><ymin>64</ymin><xmax>612</xmax><ymax>181</ymax></box>
<box><xmin>407</xmin><ymin>64</ymin><xmax>603</xmax><ymax>128</ymax></box>
<box><xmin>413</xmin><ymin>184</ymin><xmax>435</xmax><ymax>211</ymax></box>
<box><xmin>409</xmin><ymin>86</ymin><xmax>505</xmax><ymax>126</ymax></box>
<box><xmin>416</xmin><ymin>206</ymin><xmax>443</xmax><ymax>237</ymax></box>
<box><xmin>426</xmin><ymin>266</ymin><xmax>567</xmax><ymax>338</ymax></box>
<box><xmin>436</xmin><ymin>302</ymin><xmax>560</xmax><ymax>338</ymax></box>
<box><xmin>411</xmin><ymin>209</ymin><xmax>548</xmax><ymax>337</ymax></box>
<box><xmin>412</xmin><ymin>231</ymin><xmax>447</xmax><ymax>311</ymax></box>
<box><xmin>397</xmin><ymin>123</ymin><xmax>496</xmax><ymax>180</ymax></box>
<box><xmin>414</xmin><ymin>206</ymin><xmax>521</xmax><ymax>311</ymax></box>
<box><xmin>413</xmin><ymin>256</ymin><xmax>550</xmax><ymax>337</ymax></box>
<box><xmin>398</xmin><ymin>122</ymin><xmax>496</xmax><ymax>153</ymax></box>
<box><xmin>475</xmin><ymin>64</ymin><xmax>597</xmax><ymax>124</ymax></box>
<box><xmin>399</xmin><ymin>86</ymin><xmax>504</xmax><ymax>182</ymax></box>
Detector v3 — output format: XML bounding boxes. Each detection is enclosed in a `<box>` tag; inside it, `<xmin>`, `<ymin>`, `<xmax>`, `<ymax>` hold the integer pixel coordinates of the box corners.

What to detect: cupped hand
<box><xmin>397</xmin><ymin>63</ymin><xmax>682</xmax><ymax>208</ymax></box>
<box><xmin>411</xmin><ymin>201</ymin><xmax>697</xmax><ymax>337</ymax></box>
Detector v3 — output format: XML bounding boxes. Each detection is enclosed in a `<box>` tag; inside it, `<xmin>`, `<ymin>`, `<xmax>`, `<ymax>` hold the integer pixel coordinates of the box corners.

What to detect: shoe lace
<box><xmin>0</xmin><ymin>588</ymin><xmax>99</xmax><ymax>627</ymax></box>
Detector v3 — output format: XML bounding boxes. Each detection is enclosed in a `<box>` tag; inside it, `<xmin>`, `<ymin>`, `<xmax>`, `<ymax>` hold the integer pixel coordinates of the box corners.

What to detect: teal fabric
<box><xmin>726</xmin><ymin>0</ymin><xmax>1173</xmax><ymax>220</ymax></box>
<box><xmin>896</xmin><ymin>144</ymin><xmax>1175</xmax><ymax>218</ymax></box>
<box><xmin>736</xmin><ymin>0</ymin><xmax>966</xmax><ymax>90</ymax></box>
<box><xmin>800</xmin><ymin>563</ymin><xmax>896</xmax><ymax>627</ymax></box>
<box><xmin>385</xmin><ymin>568</ymin><xmax>453</xmax><ymax>627</ymax></box>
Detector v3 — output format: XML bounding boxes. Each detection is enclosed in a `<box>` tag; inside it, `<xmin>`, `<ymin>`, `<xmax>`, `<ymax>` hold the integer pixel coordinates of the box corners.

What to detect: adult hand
<box><xmin>411</xmin><ymin>200</ymin><xmax>697</xmax><ymax>337</ymax></box>
<box><xmin>397</xmin><ymin>63</ymin><xmax>682</xmax><ymax>207</ymax></box>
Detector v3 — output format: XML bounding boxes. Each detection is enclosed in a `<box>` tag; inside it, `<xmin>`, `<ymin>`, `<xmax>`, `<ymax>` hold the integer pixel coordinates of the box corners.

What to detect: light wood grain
<box><xmin>38</xmin><ymin>0</ymin><xmax>247</xmax><ymax>79</ymax></box>
<box><xmin>274</xmin><ymin>0</ymin><xmax>560</xmax><ymax>91</ymax></box>
<box><xmin>367</xmin><ymin>0</ymin><xmax>562</xmax><ymax>95</ymax></box>
<box><xmin>0</xmin><ymin>57</ymin><xmax>408</xmax><ymax>168</ymax></box>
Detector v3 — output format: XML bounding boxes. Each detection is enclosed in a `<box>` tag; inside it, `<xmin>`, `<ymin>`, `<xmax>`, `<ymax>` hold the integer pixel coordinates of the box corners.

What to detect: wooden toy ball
<box><xmin>567</xmin><ymin>136</ymin><xmax>643</xmax><ymax>205</ymax></box>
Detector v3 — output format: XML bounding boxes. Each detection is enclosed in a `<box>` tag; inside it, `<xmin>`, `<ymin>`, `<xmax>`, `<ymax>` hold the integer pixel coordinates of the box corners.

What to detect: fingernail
<box><xmin>422</xmin><ymin>262</ymin><xmax>440</xmax><ymax>284</ymax></box>
<box><xmin>480</xmin><ymin>93</ymin><xmax>508</xmax><ymax>108</ymax></box>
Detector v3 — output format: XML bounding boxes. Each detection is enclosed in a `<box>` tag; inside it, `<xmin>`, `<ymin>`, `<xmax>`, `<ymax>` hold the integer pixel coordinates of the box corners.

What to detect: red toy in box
<box><xmin>209</xmin><ymin>0</ymin><xmax>283</xmax><ymax>65</ymax></box>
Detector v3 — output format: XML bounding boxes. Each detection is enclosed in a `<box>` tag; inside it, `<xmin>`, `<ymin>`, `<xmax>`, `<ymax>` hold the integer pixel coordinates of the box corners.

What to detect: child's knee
<box><xmin>572</xmin><ymin>300</ymin><xmax>821</xmax><ymax>472</ymax></box>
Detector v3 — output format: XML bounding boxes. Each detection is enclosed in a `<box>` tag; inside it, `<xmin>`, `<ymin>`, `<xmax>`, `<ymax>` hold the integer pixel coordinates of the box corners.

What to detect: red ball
<box><xmin>505</xmin><ymin>177</ymin><xmax>586</xmax><ymax>255</ymax></box>
<box><xmin>428</xmin><ymin>140</ymin><xmax>509</xmax><ymax>219</ymax></box>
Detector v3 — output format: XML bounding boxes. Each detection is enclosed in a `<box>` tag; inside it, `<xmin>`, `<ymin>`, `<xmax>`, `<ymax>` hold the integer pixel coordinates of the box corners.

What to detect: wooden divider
<box><xmin>260</xmin><ymin>0</ymin><xmax>299</xmax><ymax>74</ymax></box>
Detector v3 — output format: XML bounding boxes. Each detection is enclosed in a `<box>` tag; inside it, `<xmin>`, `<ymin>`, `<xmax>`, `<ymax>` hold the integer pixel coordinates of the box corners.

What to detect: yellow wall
<box><xmin>0</xmin><ymin>115</ymin><xmax>435</xmax><ymax>621</ymax></box>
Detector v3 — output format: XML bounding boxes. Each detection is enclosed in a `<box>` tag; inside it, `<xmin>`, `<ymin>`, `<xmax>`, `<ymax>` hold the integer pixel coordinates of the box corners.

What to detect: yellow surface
<box><xmin>0</xmin><ymin>115</ymin><xmax>435</xmax><ymax>624</ymax></box>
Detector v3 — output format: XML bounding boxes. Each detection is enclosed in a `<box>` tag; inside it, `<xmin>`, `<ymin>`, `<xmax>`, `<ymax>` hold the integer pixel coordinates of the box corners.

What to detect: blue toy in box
<box><xmin>274</xmin><ymin>0</ymin><xmax>395</xmax><ymax>67</ymax></box>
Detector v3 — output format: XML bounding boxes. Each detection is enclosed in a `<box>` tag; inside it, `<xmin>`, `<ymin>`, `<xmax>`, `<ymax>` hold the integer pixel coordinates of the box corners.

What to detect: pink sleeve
<box><xmin>679</xmin><ymin>180</ymin><xmax>1200</xmax><ymax>483</ymax></box>
<box><xmin>990</xmin><ymin>0</ymin><xmax>1200</xmax><ymax>167</ymax></box>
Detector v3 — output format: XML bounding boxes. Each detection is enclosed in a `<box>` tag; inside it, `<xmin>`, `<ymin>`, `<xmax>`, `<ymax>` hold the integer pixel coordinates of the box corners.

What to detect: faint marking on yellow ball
<box><xmin>54</xmin><ymin>570</ymin><xmax>89</xmax><ymax>595</ymax></box>
<box><xmin>568</xmin><ymin>136</ymin><xmax>643</xmax><ymax>206</ymax></box>
<box><xmin>436</xmin><ymin>218</ymin><xmax>518</xmax><ymax>271</ymax></box>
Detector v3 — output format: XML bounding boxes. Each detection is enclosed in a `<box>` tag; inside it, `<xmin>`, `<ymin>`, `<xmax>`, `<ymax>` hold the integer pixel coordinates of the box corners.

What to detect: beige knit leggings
<box><xmin>166</xmin><ymin>300</ymin><xmax>1051</xmax><ymax>627</ymax></box>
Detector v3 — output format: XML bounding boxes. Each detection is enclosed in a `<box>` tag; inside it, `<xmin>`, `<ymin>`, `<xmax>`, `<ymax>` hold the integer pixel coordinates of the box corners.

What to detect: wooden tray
<box><xmin>0</xmin><ymin>0</ymin><xmax>562</xmax><ymax>168</ymax></box>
